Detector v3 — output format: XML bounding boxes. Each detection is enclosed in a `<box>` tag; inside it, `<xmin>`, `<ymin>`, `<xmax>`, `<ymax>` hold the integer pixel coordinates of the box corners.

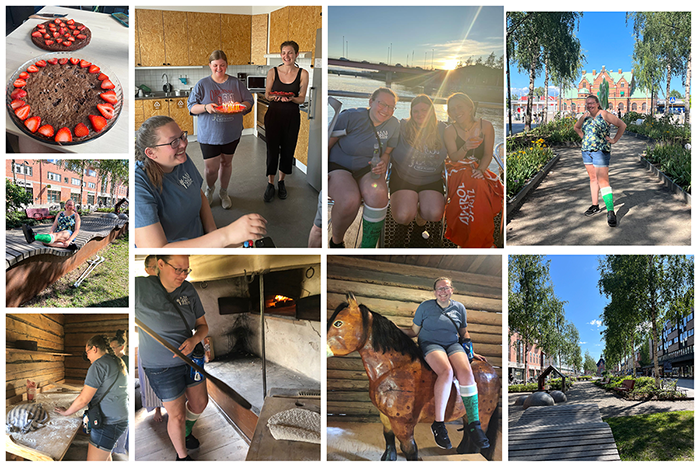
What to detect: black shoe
<box><xmin>607</xmin><ymin>210</ymin><xmax>617</xmax><ymax>227</ymax></box>
<box><xmin>431</xmin><ymin>421</ymin><xmax>452</xmax><ymax>449</ymax></box>
<box><xmin>329</xmin><ymin>238</ymin><xmax>345</xmax><ymax>248</ymax></box>
<box><xmin>277</xmin><ymin>180</ymin><xmax>287</xmax><ymax>199</ymax></box>
<box><xmin>584</xmin><ymin>204</ymin><xmax>603</xmax><ymax>217</ymax></box>
<box><xmin>264</xmin><ymin>183</ymin><xmax>275</xmax><ymax>202</ymax></box>
<box><xmin>176</xmin><ymin>455</ymin><xmax>194</xmax><ymax>461</ymax></box>
<box><xmin>467</xmin><ymin>421</ymin><xmax>490</xmax><ymax>449</ymax></box>
<box><xmin>66</xmin><ymin>243</ymin><xmax>78</xmax><ymax>251</ymax></box>
<box><xmin>21</xmin><ymin>224</ymin><xmax>36</xmax><ymax>244</ymax></box>
<box><xmin>185</xmin><ymin>433</ymin><xmax>200</xmax><ymax>450</ymax></box>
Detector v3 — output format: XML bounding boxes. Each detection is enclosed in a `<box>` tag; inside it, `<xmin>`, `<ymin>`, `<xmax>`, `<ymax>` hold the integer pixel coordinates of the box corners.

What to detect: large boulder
<box><xmin>513</xmin><ymin>395</ymin><xmax>529</xmax><ymax>406</ymax></box>
<box><xmin>523</xmin><ymin>391</ymin><xmax>555</xmax><ymax>409</ymax></box>
<box><xmin>549</xmin><ymin>390</ymin><xmax>567</xmax><ymax>403</ymax></box>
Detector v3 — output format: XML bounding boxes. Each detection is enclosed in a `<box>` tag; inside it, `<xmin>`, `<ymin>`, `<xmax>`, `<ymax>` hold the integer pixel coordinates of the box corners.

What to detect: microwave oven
<box><xmin>247</xmin><ymin>75</ymin><xmax>266</xmax><ymax>91</ymax></box>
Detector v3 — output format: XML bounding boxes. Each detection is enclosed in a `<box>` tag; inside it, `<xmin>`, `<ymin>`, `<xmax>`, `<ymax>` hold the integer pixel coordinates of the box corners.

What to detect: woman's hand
<box><xmin>605</xmin><ymin>136</ymin><xmax>615</xmax><ymax>144</ymax></box>
<box><xmin>54</xmin><ymin>407</ymin><xmax>69</xmax><ymax>415</ymax></box>
<box><xmin>471</xmin><ymin>167</ymin><xmax>485</xmax><ymax>179</ymax></box>
<box><xmin>583</xmin><ymin>110</ymin><xmax>591</xmax><ymax>119</ymax></box>
<box><xmin>177</xmin><ymin>336</ymin><xmax>199</xmax><ymax>357</ymax></box>
<box><xmin>370</xmin><ymin>159</ymin><xmax>388</xmax><ymax>176</ymax></box>
<box><xmin>224</xmin><ymin>214</ymin><xmax>268</xmax><ymax>246</ymax></box>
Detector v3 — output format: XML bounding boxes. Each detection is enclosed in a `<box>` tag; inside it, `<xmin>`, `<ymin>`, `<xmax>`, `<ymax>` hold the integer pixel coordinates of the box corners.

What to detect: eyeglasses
<box><xmin>163</xmin><ymin>261</ymin><xmax>192</xmax><ymax>276</ymax></box>
<box><xmin>152</xmin><ymin>131</ymin><xmax>188</xmax><ymax>149</ymax></box>
<box><xmin>374</xmin><ymin>100</ymin><xmax>396</xmax><ymax>112</ymax></box>
<box><xmin>436</xmin><ymin>286</ymin><xmax>453</xmax><ymax>292</ymax></box>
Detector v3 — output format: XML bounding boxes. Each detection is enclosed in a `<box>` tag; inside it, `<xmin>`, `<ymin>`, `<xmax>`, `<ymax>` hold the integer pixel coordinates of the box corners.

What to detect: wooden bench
<box><xmin>612</xmin><ymin>379</ymin><xmax>635</xmax><ymax>395</ymax></box>
<box><xmin>25</xmin><ymin>208</ymin><xmax>55</xmax><ymax>221</ymax></box>
<box><xmin>601</xmin><ymin>377</ymin><xmax>611</xmax><ymax>385</ymax></box>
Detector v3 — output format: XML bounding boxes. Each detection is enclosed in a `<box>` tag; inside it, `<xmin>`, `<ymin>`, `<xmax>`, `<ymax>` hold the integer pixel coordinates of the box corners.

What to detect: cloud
<box><xmin>588</xmin><ymin>319</ymin><xmax>602</xmax><ymax>327</ymax></box>
<box><xmin>579</xmin><ymin>341</ymin><xmax>587</xmax><ymax>345</ymax></box>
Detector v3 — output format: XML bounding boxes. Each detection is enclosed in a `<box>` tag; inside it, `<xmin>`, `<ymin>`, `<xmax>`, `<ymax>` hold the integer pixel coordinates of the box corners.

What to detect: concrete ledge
<box><xmin>639</xmin><ymin>155</ymin><xmax>691</xmax><ymax>205</ymax></box>
<box><xmin>506</xmin><ymin>154</ymin><xmax>560</xmax><ymax>218</ymax></box>
<box><xmin>625</xmin><ymin>130</ymin><xmax>655</xmax><ymax>142</ymax></box>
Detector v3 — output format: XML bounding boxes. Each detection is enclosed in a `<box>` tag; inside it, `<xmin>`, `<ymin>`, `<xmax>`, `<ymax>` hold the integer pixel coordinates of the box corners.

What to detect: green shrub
<box><xmin>506</xmin><ymin>138</ymin><xmax>556</xmax><ymax>199</ymax></box>
<box><xmin>644</xmin><ymin>143</ymin><xmax>691</xmax><ymax>193</ymax></box>
<box><xmin>508</xmin><ymin>382</ymin><xmax>538</xmax><ymax>393</ymax></box>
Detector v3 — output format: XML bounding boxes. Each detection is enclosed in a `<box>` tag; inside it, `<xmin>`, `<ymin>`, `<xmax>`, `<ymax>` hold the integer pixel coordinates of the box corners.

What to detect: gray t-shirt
<box><xmin>134</xmin><ymin>155</ymin><xmax>205</xmax><ymax>243</ymax></box>
<box><xmin>84</xmin><ymin>354</ymin><xmax>128</xmax><ymax>423</ymax></box>
<box><xmin>413</xmin><ymin>299</ymin><xmax>467</xmax><ymax>346</ymax></box>
<box><xmin>391</xmin><ymin>120</ymin><xmax>447</xmax><ymax>185</ymax></box>
<box><xmin>187</xmin><ymin>75</ymin><xmax>253</xmax><ymax>145</ymax></box>
<box><xmin>136</xmin><ymin>276</ymin><xmax>205</xmax><ymax>369</ymax></box>
<box><xmin>329</xmin><ymin>108</ymin><xmax>400</xmax><ymax>171</ymax></box>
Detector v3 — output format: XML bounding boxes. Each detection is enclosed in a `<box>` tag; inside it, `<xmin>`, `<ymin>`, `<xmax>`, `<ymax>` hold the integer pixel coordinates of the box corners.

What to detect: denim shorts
<box><xmin>143</xmin><ymin>364</ymin><xmax>206</xmax><ymax>403</ymax></box>
<box><xmin>420</xmin><ymin>341</ymin><xmax>465</xmax><ymax>358</ymax></box>
<box><xmin>90</xmin><ymin>420</ymin><xmax>128</xmax><ymax>452</ymax></box>
<box><xmin>581</xmin><ymin>150</ymin><xmax>611</xmax><ymax>168</ymax></box>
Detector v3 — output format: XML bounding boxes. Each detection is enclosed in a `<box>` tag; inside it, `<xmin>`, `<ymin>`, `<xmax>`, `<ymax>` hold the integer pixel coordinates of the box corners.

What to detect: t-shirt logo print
<box><xmin>179</xmin><ymin>172</ymin><xmax>193</xmax><ymax>190</ymax></box>
<box><xmin>377</xmin><ymin>130</ymin><xmax>389</xmax><ymax>140</ymax></box>
<box><xmin>176</xmin><ymin>296</ymin><xmax>191</xmax><ymax>306</ymax></box>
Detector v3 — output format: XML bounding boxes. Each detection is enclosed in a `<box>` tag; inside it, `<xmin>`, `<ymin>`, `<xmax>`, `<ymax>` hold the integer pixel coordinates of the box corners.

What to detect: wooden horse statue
<box><xmin>327</xmin><ymin>294</ymin><xmax>500</xmax><ymax>461</ymax></box>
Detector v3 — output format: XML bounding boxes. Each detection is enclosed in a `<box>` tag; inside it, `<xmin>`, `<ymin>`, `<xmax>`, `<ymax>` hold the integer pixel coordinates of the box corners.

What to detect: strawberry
<box><xmin>76</xmin><ymin>34</ymin><xmax>87</xmax><ymax>40</ymax></box>
<box><xmin>13</xmin><ymin>79</ymin><xmax>26</xmax><ymax>88</ymax></box>
<box><xmin>59</xmin><ymin>27</ymin><xmax>67</xmax><ymax>35</ymax></box>
<box><xmin>100</xmin><ymin>79</ymin><xmax>115</xmax><ymax>90</ymax></box>
<box><xmin>10</xmin><ymin>99</ymin><xmax>26</xmax><ymax>110</ymax></box>
<box><xmin>80</xmin><ymin>60</ymin><xmax>90</xmax><ymax>68</ymax></box>
<box><xmin>67</xmin><ymin>19</ymin><xmax>75</xmax><ymax>25</ymax></box>
<box><xmin>62</xmin><ymin>41</ymin><xmax>72</xmax><ymax>46</ymax></box>
<box><xmin>27</xmin><ymin>65</ymin><xmax>38</xmax><ymax>73</ymax></box>
<box><xmin>24</xmin><ymin>116</ymin><xmax>41</xmax><ymax>133</ymax></box>
<box><xmin>43</xmin><ymin>33</ymin><xmax>51</xmax><ymax>39</ymax></box>
<box><xmin>59</xmin><ymin>58</ymin><xmax>69</xmax><ymax>65</ymax></box>
<box><xmin>53</xmin><ymin>31</ymin><xmax>60</xmax><ymax>38</ymax></box>
<box><xmin>97</xmin><ymin>73</ymin><xmax>108</xmax><ymax>81</ymax></box>
<box><xmin>74</xmin><ymin>122</ymin><xmax>89</xmax><ymax>137</ymax></box>
<box><xmin>78</xmin><ymin>25</ymin><xmax>86</xmax><ymax>31</ymax></box>
<box><xmin>49</xmin><ymin>24</ymin><xmax>56</xmax><ymax>30</ymax></box>
<box><xmin>88</xmin><ymin>114</ymin><xmax>107</xmax><ymax>132</ymax></box>
<box><xmin>19</xmin><ymin>72</ymin><xmax>28</xmax><ymax>79</ymax></box>
<box><xmin>10</xmin><ymin>89</ymin><xmax>27</xmax><ymax>99</ymax></box>
<box><xmin>68</xmin><ymin>25</ymin><xmax>76</xmax><ymax>30</ymax></box>
<box><xmin>89</xmin><ymin>65</ymin><xmax>100</xmax><ymax>74</ymax></box>
<box><xmin>48</xmin><ymin>58</ymin><xmax>58</xmax><ymax>65</ymax></box>
<box><xmin>67</xmin><ymin>36</ymin><xmax>75</xmax><ymax>42</ymax></box>
<box><xmin>31</xmin><ymin>31</ymin><xmax>42</xmax><ymax>37</ymax></box>
<box><xmin>70</xmin><ymin>58</ymin><xmax>80</xmax><ymax>65</ymax></box>
<box><xmin>100</xmin><ymin>91</ymin><xmax>118</xmax><ymax>104</ymax></box>
<box><xmin>54</xmin><ymin>18</ymin><xmax>61</xmax><ymax>24</ymax></box>
<box><xmin>55</xmin><ymin>127</ymin><xmax>72</xmax><ymax>143</ymax></box>
<box><xmin>97</xmin><ymin>103</ymin><xmax>115</xmax><ymax>119</ymax></box>
<box><xmin>36</xmin><ymin>60</ymin><xmax>47</xmax><ymax>67</ymax></box>
<box><xmin>59</xmin><ymin>22</ymin><xmax>66</xmax><ymax>27</ymax></box>
<box><xmin>38</xmin><ymin>124</ymin><xmax>55</xmax><ymax>138</ymax></box>
<box><xmin>15</xmin><ymin>105</ymin><xmax>30</xmax><ymax>120</ymax></box>
<box><xmin>37</xmin><ymin>24</ymin><xmax>46</xmax><ymax>30</ymax></box>
<box><xmin>45</xmin><ymin>40</ymin><xmax>55</xmax><ymax>46</ymax></box>
<box><xmin>73</xmin><ymin>29</ymin><xmax>81</xmax><ymax>36</ymax></box>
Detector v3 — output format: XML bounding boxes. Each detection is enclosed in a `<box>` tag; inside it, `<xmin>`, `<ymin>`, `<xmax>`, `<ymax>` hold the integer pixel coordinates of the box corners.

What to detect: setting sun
<box><xmin>443</xmin><ymin>58</ymin><xmax>459</xmax><ymax>70</ymax></box>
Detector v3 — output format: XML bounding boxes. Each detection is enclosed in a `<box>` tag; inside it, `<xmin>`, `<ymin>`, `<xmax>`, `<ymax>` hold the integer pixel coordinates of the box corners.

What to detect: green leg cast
<box><xmin>185</xmin><ymin>419</ymin><xmax>196</xmax><ymax>437</ymax></box>
<box><xmin>35</xmin><ymin>234</ymin><xmax>52</xmax><ymax>243</ymax></box>
<box><xmin>360</xmin><ymin>203</ymin><xmax>388</xmax><ymax>248</ymax></box>
<box><xmin>460</xmin><ymin>384</ymin><xmax>480</xmax><ymax>423</ymax></box>
<box><xmin>600</xmin><ymin>186</ymin><xmax>614</xmax><ymax>211</ymax></box>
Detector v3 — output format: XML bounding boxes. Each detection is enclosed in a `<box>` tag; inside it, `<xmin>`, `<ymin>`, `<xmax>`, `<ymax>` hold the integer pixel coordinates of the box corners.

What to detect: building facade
<box><xmin>508</xmin><ymin>331</ymin><xmax>556</xmax><ymax>382</ymax></box>
<box><xmin>6</xmin><ymin>160</ymin><xmax>127</xmax><ymax>208</ymax></box>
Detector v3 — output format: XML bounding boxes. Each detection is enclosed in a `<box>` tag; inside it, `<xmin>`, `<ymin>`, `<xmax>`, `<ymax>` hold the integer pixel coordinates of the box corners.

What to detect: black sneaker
<box><xmin>277</xmin><ymin>180</ymin><xmax>287</xmax><ymax>199</ymax></box>
<box><xmin>329</xmin><ymin>238</ymin><xmax>345</xmax><ymax>248</ymax></box>
<box><xmin>176</xmin><ymin>455</ymin><xmax>194</xmax><ymax>461</ymax></box>
<box><xmin>67</xmin><ymin>243</ymin><xmax>78</xmax><ymax>251</ymax></box>
<box><xmin>584</xmin><ymin>204</ymin><xmax>603</xmax><ymax>217</ymax></box>
<box><xmin>264</xmin><ymin>183</ymin><xmax>275</xmax><ymax>202</ymax></box>
<box><xmin>607</xmin><ymin>210</ymin><xmax>617</xmax><ymax>227</ymax></box>
<box><xmin>431</xmin><ymin>421</ymin><xmax>452</xmax><ymax>449</ymax></box>
<box><xmin>467</xmin><ymin>421</ymin><xmax>490</xmax><ymax>449</ymax></box>
<box><xmin>185</xmin><ymin>433</ymin><xmax>200</xmax><ymax>450</ymax></box>
<box><xmin>21</xmin><ymin>224</ymin><xmax>35</xmax><ymax>244</ymax></box>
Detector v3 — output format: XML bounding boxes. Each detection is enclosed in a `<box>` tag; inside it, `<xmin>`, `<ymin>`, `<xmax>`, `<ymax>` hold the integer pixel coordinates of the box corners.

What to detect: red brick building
<box><xmin>6</xmin><ymin>159</ymin><xmax>127</xmax><ymax>207</ymax></box>
<box><xmin>508</xmin><ymin>331</ymin><xmax>555</xmax><ymax>382</ymax></box>
<box><xmin>560</xmin><ymin>65</ymin><xmax>654</xmax><ymax>115</ymax></box>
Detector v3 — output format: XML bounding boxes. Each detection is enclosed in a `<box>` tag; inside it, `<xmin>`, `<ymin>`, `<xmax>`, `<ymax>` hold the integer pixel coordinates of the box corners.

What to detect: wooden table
<box><xmin>6</xmin><ymin>6</ymin><xmax>129</xmax><ymax>153</ymax></box>
<box><xmin>509</xmin><ymin>404</ymin><xmax>621</xmax><ymax>461</ymax></box>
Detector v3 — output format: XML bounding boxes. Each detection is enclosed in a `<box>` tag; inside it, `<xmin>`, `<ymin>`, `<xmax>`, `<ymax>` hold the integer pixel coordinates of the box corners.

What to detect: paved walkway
<box><xmin>507</xmin><ymin>132</ymin><xmax>691</xmax><ymax>245</ymax></box>
<box><xmin>509</xmin><ymin>381</ymin><xmax>694</xmax><ymax>426</ymax></box>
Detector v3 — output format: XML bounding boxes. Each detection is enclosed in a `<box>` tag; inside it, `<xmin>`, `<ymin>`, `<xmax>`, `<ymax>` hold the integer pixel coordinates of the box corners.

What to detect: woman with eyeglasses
<box><xmin>134</xmin><ymin>116</ymin><xmax>267</xmax><ymax>248</ymax></box>
<box><xmin>54</xmin><ymin>335</ymin><xmax>128</xmax><ymax>461</ymax></box>
<box><xmin>21</xmin><ymin>198</ymin><xmax>81</xmax><ymax>250</ymax></box>
<box><xmin>328</xmin><ymin>87</ymin><xmax>400</xmax><ymax>248</ymax></box>
<box><xmin>135</xmin><ymin>255</ymin><xmax>208</xmax><ymax>461</ymax></box>
<box><xmin>187</xmin><ymin>50</ymin><xmax>253</xmax><ymax>209</ymax></box>
<box><xmin>402</xmin><ymin>277</ymin><xmax>489</xmax><ymax>451</ymax></box>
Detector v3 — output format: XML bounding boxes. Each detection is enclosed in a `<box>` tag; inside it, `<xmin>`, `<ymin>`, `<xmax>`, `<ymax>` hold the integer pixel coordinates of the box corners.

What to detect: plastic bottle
<box><xmin>370</xmin><ymin>143</ymin><xmax>381</xmax><ymax>179</ymax></box>
<box><xmin>190</xmin><ymin>343</ymin><xmax>206</xmax><ymax>382</ymax></box>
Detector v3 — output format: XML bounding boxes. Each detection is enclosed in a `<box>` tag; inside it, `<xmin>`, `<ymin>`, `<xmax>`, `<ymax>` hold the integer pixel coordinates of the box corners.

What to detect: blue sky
<box><xmin>328</xmin><ymin>6</ymin><xmax>503</xmax><ymax>70</ymax></box>
<box><xmin>509</xmin><ymin>12</ymin><xmax>686</xmax><ymax>98</ymax></box>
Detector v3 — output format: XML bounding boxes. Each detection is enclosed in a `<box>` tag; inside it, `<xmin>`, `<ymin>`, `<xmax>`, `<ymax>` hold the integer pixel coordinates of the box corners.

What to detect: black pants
<box><xmin>264</xmin><ymin>105</ymin><xmax>300</xmax><ymax>176</ymax></box>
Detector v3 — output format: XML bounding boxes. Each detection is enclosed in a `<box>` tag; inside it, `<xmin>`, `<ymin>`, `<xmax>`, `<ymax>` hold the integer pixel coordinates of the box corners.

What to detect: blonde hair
<box><xmin>447</xmin><ymin>92</ymin><xmax>476</xmax><ymax>122</ymax></box>
<box><xmin>209</xmin><ymin>50</ymin><xmax>228</xmax><ymax>63</ymax></box>
<box><xmin>135</xmin><ymin>116</ymin><xmax>175</xmax><ymax>192</ymax></box>
<box><xmin>403</xmin><ymin>94</ymin><xmax>442</xmax><ymax>152</ymax></box>
<box><xmin>370</xmin><ymin>87</ymin><xmax>398</xmax><ymax>103</ymax></box>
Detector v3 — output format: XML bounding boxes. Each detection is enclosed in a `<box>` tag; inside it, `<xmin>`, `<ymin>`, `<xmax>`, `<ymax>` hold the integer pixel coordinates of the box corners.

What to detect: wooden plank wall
<box><xmin>327</xmin><ymin>256</ymin><xmax>502</xmax><ymax>422</ymax></box>
<box><xmin>6</xmin><ymin>314</ymin><xmax>65</xmax><ymax>403</ymax></box>
<box><xmin>64</xmin><ymin>314</ymin><xmax>129</xmax><ymax>383</ymax></box>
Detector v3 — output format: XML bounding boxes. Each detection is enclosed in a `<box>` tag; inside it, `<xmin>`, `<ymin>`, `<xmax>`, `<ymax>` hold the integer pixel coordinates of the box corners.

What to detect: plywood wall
<box><xmin>64</xmin><ymin>314</ymin><xmax>129</xmax><ymax>383</ymax></box>
<box><xmin>251</xmin><ymin>14</ymin><xmax>268</xmax><ymax>64</ymax></box>
<box><xmin>6</xmin><ymin>314</ymin><xmax>65</xmax><ymax>403</ymax></box>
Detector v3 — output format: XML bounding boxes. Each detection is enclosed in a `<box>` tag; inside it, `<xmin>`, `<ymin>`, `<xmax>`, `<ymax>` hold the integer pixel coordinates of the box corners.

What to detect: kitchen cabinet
<box><xmin>134</xmin><ymin>16</ymin><xmax>142</xmax><ymax>67</ymax></box>
<box><xmin>143</xmin><ymin>99</ymin><xmax>169</xmax><ymax>121</ymax></box>
<box><xmin>243</xmin><ymin>110</ymin><xmax>254</xmax><ymax>130</ymax></box>
<box><xmin>269</xmin><ymin>8</ymin><xmax>288</xmax><ymax>55</ymax></box>
<box><xmin>135</xmin><ymin>100</ymin><xmax>144</xmax><ymax>131</ymax></box>
<box><xmin>251</xmin><ymin>14</ymin><xmax>268</xmax><ymax>65</ymax></box>
<box><xmin>168</xmin><ymin>98</ymin><xmax>194</xmax><ymax>135</ymax></box>
<box><xmin>188</xmin><ymin>12</ymin><xmax>221</xmax><ymax>66</ymax></box>
<box><xmin>222</xmin><ymin>15</ymin><xmax>251</xmax><ymax>65</ymax></box>
<box><xmin>163</xmin><ymin>11</ymin><xmax>189</xmax><ymax>66</ymax></box>
<box><xmin>138</xmin><ymin>98</ymin><xmax>193</xmax><ymax>135</ymax></box>
<box><xmin>135</xmin><ymin>10</ymin><xmax>165</xmax><ymax>67</ymax></box>
<box><xmin>269</xmin><ymin>7</ymin><xmax>321</xmax><ymax>59</ymax></box>
<box><xmin>294</xmin><ymin>112</ymin><xmax>310</xmax><ymax>166</ymax></box>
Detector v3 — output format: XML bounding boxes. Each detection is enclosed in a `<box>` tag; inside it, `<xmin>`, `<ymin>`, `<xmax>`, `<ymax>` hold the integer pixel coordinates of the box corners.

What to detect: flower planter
<box><xmin>639</xmin><ymin>155</ymin><xmax>691</xmax><ymax>205</ymax></box>
<box><xmin>506</xmin><ymin>153</ymin><xmax>560</xmax><ymax>217</ymax></box>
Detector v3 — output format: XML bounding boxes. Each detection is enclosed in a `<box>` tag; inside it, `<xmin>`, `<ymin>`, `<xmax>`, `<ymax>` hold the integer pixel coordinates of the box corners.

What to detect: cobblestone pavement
<box><xmin>508</xmin><ymin>381</ymin><xmax>694</xmax><ymax>426</ymax></box>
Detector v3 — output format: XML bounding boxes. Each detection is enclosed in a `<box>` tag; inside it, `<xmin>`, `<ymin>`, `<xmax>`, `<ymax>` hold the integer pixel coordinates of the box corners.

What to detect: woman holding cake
<box><xmin>187</xmin><ymin>50</ymin><xmax>254</xmax><ymax>210</ymax></box>
<box><xmin>21</xmin><ymin>198</ymin><xmax>81</xmax><ymax>249</ymax></box>
<box><xmin>134</xmin><ymin>116</ymin><xmax>266</xmax><ymax>248</ymax></box>
<box><xmin>263</xmin><ymin>41</ymin><xmax>309</xmax><ymax>202</ymax></box>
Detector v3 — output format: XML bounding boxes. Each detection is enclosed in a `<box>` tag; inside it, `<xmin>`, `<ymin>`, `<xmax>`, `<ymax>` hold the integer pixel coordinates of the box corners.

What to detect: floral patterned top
<box><xmin>581</xmin><ymin>113</ymin><xmax>611</xmax><ymax>153</ymax></box>
<box><xmin>56</xmin><ymin>211</ymin><xmax>76</xmax><ymax>233</ymax></box>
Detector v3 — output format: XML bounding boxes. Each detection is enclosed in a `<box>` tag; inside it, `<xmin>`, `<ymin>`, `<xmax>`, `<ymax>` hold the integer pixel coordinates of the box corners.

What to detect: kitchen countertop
<box><xmin>136</xmin><ymin>92</ymin><xmax>190</xmax><ymax>101</ymax></box>
<box><xmin>6</xmin><ymin>6</ymin><xmax>129</xmax><ymax>154</ymax></box>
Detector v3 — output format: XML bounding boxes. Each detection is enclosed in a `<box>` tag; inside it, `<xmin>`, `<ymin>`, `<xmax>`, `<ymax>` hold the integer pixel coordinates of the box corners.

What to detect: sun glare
<box><xmin>443</xmin><ymin>58</ymin><xmax>459</xmax><ymax>71</ymax></box>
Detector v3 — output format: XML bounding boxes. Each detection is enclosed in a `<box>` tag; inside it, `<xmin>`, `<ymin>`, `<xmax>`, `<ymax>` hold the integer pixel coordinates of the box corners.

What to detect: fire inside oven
<box><xmin>264</xmin><ymin>294</ymin><xmax>296</xmax><ymax>316</ymax></box>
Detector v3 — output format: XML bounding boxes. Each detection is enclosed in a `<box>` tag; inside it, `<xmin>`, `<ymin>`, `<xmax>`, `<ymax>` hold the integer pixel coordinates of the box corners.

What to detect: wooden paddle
<box><xmin>135</xmin><ymin>318</ymin><xmax>252</xmax><ymax>411</ymax></box>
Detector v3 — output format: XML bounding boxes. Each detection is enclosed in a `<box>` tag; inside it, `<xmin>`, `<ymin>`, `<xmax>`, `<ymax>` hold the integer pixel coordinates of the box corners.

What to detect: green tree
<box><xmin>639</xmin><ymin>339</ymin><xmax>652</xmax><ymax>367</ymax></box>
<box><xmin>485</xmin><ymin>52</ymin><xmax>496</xmax><ymax>68</ymax></box>
<box><xmin>94</xmin><ymin>159</ymin><xmax>129</xmax><ymax>206</ymax></box>
<box><xmin>56</xmin><ymin>159</ymin><xmax>96</xmax><ymax>210</ymax></box>
<box><xmin>583</xmin><ymin>350</ymin><xmax>597</xmax><ymax>374</ymax></box>
<box><xmin>669</xmin><ymin>89</ymin><xmax>682</xmax><ymax>98</ymax></box>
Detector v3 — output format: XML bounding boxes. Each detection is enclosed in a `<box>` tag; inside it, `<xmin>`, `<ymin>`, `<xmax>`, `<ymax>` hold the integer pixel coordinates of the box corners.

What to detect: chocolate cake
<box><xmin>9</xmin><ymin>56</ymin><xmax>122</xmax><ymax>144</ymax></box>
<box><xmin>31</xmin><ymin>18</ymin><xmax>91</xmax><ymax>52</ymax></box>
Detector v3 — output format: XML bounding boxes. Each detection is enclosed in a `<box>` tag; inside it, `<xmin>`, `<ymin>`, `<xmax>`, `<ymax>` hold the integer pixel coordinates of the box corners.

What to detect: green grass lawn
<box><xmin>605</xmin><ymin>411</ymin><xmax>694</xmax><ymax>461</ymax></box>
<box><xmin>23</xmin><ymin>232</ymin><xmax>129</xmax><ymax>308</ymax></box>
